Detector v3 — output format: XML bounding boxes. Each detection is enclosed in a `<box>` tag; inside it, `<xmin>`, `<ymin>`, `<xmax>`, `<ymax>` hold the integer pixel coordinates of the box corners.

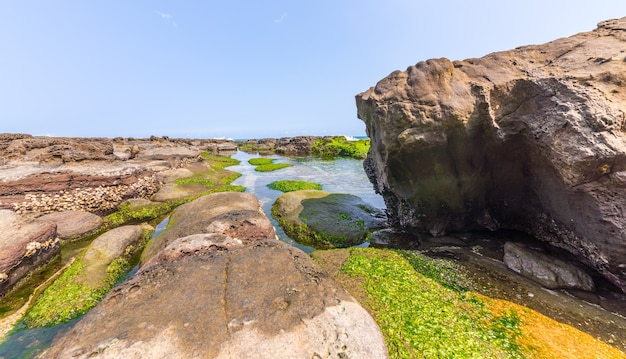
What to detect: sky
<box><xmin>1</xmin><ymin>1</ymin><xmax>625</xmax><ymax>139</ymax></box>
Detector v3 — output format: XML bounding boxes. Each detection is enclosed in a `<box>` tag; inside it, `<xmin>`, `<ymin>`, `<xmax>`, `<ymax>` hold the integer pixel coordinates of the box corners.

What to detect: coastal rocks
<box><xmin>356</xmin><ymin>17</ymin><xmax>626</xmax><ymax>292</ymax></box>
<box><xmin>36</xmin><ymin>211</ymin><xmax>103</xmax><ymax>241</ymax></box>
<box><xmin>0</xmin><ymin>210</ymin><xmax>59</xmax><ymax>296</ymax></box>
<box><xmin>271</xmin><ymin>190</ymin><xmax>386</xmax><ymax>249</ymax></box>
<box><xmin>79</xmin><ymin>225</ymin><xmax>145</xmax><ymax>287</ymax></box>
<box><xmin>23</xmin><ymin>225</ymin><xmax>149</xmax><ymax>328</ymax></box>
<box><xmin>43</xmin><ymin>240</ymin><xmax>388</xmax><ymax>358</ymax></box>
<box><xmin>0</xmin><ymin>136</ymin><xmax>114</xmax><ymax>163</ymax></box>
<box><xmin>141</xmin><ymin>192</ymin><xmax>276</xmax><ymax>262</ymax></box>
<box><xmin>239</xmin><ymin>136</ymin><xmax>322</xmax><ymax>156</ymax></box>
<box><xmin>6</xmin><ymin>174</ymin><xmax>159</xmax><ymax>214</ymax></box>
<box><xmin>504</xmin><ymin>241</ymin><xmax>595</xmax><ymax>291</ymax></box>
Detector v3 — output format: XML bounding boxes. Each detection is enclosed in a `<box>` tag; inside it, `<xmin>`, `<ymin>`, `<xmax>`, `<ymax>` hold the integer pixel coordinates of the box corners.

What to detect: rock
<box><xmin>271</xmin><ymin>190</ymin><xmax>386</xmax><ymax>249</ymax></box>
<box><xmin>43</xmin><ymin>240</ymin><xmax>388</xmax><ymax>358</ymax></box>
<box><xmin>504</xmin><ymin>242</ymin><xmax>595</xmax><ymax>291</ymax></box>
<box><xmin>154</xmin><ymin>168</ymin><xmax>194</xmax><ymax>183</ymax></box>
<box><xmin>238</xmin><ymin>136</ymin><xmax>323</xmax><ymax>156</ymax></box>
<box><xmin>0</xmin><ymin>137</ymin><xmax>114</xmax><ymax>163</ymax></box>
<box><xmin>356</xmin><ymin>17</ymin><xmax>626</xmax><ymax>292</ymax></box>
<box><xmin>141</xmin><ymin>192</ymin><xmax>276</xmax><ymax>262</ymax></box>
<box><xmin>150</xmin><ymin>182</ymin><xmax>190</xmax><ymax>202</ymax></box>
<box><xmin>36</xmin><ymin>210</ymin><xmax>103</xmax><ymax>240</ymax></box>
<box><xmin>0</xmin><ymin>210</ymin><xmax>59</xmax><ymax>296</ymax></box>
<box><xmin>79</xmin><ymin>225</ymin><xmax>145</xmax><ymax>287</ymax></box>
<box><xmin>133</xmin><ymin>142</ymin><xmax>200</xmax><ymax>161</ymax></box>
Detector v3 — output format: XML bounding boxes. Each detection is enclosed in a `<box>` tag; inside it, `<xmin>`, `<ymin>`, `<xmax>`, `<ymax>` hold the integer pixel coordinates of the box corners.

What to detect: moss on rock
<box><xmin>23</xmin><ymin>225</ymin><xmax>152</xmax><ymax>327</ymax></box>
<box><xmin>271</xmin><ymin>190</ymin><xmax>383</xmax><ymax>249</ymax></box>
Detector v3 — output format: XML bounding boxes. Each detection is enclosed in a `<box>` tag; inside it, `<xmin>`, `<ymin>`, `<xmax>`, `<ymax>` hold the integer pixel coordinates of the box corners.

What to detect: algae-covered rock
<box><xmin>504</xmin><ymin>241</ymin><xmax>595</xmax><ymax>291</ymax></box>
<box><xmin>43</xmin><ymin>240</ymin><xmax>388</xmax><ymax>359</ymax></box>
<box><xmin>272</xmin><ymin>190</ymin><xmax>385</xmax><ymax>249</ymax></box>
<box><xmin>23</xmin><ymin>225</ymin><xmax>150</xmax><ymax>327</ymax></box>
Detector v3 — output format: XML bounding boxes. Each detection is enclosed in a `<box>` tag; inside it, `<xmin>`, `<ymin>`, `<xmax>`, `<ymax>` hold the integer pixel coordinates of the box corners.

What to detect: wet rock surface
<box><xmin>42</xmin><ymin>198</ymin><xmax>387</xmax><ymax>358</ymax></box>
<box><xmin>0</xmin><ymin>136</ymin><xmax>236</xmax><ymax>214</ymax></box>
<box><xmin>356</xmin><ymin>17</ymin><xmax>626</xmax><ymax>293</ymax></box>
<box><xmin>503</xmin><ymin>241</ymin><xmax>595</xmax><ymax>291</ymax></box>
<box><xmin>370</xmin><ymin>229</ymin><xmax>626</xmax><ymax>351</ymax></box>
<box><xmin>271</xmin><ymin>190</ymin><xmax>386</xmax><ymax>249</ymax></box>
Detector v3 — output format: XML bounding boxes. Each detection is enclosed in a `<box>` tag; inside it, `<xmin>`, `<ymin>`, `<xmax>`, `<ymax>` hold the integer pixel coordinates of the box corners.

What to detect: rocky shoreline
<box><xmin>0</xmin><ymin>132</ymin><xmax>625</xmax><ymax>357</ymax></box>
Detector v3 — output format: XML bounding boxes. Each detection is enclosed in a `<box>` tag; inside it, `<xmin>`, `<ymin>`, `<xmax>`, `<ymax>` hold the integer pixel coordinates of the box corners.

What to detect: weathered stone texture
<box><xmin>356</xmin><ymin>18</ymin><xmax>626</xmax><ymax>292</ymax></box>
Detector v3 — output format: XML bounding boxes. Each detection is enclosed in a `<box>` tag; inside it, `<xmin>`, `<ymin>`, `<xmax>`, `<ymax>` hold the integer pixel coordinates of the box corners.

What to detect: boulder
<box><xmin>271</xmin><ymin>190</ymin><xmax>385</xmax><ymax>249</ymax></box>
<box><xmin>0</xmin><ymin>210</ymin><xmax>59</xmax><ymax>296</ymax></box>
<box><xmin>356</xmin><ymin>17</ymin><xmax>626</xmax><ymax>292</ymax></box>
<box><xmin>43</xmin><ymin>240</ymin><xmax>388</xmax><ymax>358</ymax></box>
<box><xmin>504</xmin><ymin>241</ymin><xmax>595</xmax><ymax>291</ymax></box>
<box><xmin>141</xmin><ymin>192</ymin><xmax>276</xmax><ymax>262</ymax></box>
<box><xmin>37</xmin><ymin>210</ymin><xmax>103</xmax><ymax>240</ymax></box>
<box><xmin>79</xmin><ymin>225</ymin><xmax>145</xmax><ymax>287</ymax></box>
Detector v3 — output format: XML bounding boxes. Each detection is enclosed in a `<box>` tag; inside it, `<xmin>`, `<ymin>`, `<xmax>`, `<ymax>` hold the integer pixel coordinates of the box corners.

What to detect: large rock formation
<box><xmin>356</xmin><ymin>18</ymin><xmax>626</xmax><ymax>292</ymax></box>
<box><xmin>271</xmin><ymin>190</ymin><xmax>386</xmax><ymax>249</ymax></box>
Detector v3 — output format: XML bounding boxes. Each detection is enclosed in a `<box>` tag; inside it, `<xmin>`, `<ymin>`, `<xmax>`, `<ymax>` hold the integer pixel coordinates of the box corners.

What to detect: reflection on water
<box><xmin>230</xmin><ymin>150</ymin><xmax>384</xmax><ymax>253</ymax></box>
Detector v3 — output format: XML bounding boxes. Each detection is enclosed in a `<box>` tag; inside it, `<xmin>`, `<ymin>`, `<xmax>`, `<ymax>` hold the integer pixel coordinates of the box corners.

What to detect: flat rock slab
<box><xmin>355</xmin><ymin>17</ymin><xmax>626</xmax><ymax>292</ymax></box>
<box><xmin>0</xmin><ymin>210</ymin><xmax>59</xmax><ymax>295</ymax></box>
<box><xmin>43</xmin><ymin>240</ymin><xmax>387</xmax><ymax>358</ymax></box>
<box><xmin>37</xmin><ymin>211</ymin><xmax>103</xmax><ymax>240</ymax></box>
<box><xmin>142</xmin><ymin>192</ymin><xmax>276</xmax><ymax>262</ymax></box>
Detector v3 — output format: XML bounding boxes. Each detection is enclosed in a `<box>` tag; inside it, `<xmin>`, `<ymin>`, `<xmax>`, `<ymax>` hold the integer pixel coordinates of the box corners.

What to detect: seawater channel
<box><xmin>1</xmin><ymin>150</ymin><xmax>625</xmax><ymax>356</ymax></box>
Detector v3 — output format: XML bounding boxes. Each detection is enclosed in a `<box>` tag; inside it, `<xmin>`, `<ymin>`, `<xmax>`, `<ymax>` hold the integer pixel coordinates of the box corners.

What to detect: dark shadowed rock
<box><xmin>141</xmin><ymin>192</ymin><xmax>276</xmax><ymax>262</ymax></box>
<box><xmin>43</xmin><ymin>240</ymin><xmax>388</xmax><ymax>358</ymax></box>
<box><xmin>0</xmin><ymin>210</ymin><xmax>59</xmax><ymax>296</ymax></box>
<box><xmin>356</xmin><ymin>17</ymin><xmax>626</xmax><ymax>292</ymax></box>
<box><xmin>504</xmin><ymin>241</ymin><xmax>596</xmax><ymax>291</ymax></box>
<box><xmin>36</xmin><ymin>211</ymin><xmax>103</xmax><ymax>240</ymax></box>
<box><xmin>271</xmin><ymin>190</ymin><xmax>386</xmax><ymax>249</ymax></box>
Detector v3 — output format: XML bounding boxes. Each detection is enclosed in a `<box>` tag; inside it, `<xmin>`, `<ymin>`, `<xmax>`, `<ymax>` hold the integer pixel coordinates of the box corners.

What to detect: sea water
<box><xmin>229</xmin><ymin>150</ymin><xmax>384</xmax><ymax>252</ymax></box>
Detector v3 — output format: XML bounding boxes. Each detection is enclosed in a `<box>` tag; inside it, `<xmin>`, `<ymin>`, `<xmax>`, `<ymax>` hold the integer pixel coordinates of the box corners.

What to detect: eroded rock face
<box><xmin>356</xmin><ymin>18</ymin><xmax>626</xmax><ymax>292</ymax></box>
<box><xmin>141</xmin><ymin>192</ymin><xmax>277</xmax><ymax>262</ymax></box>
<box><xmin>43</xmin><ymin>240</ymin><xmax>388</xmax><ymax>359</ymax></box>
<box><xmin>0</xmin><ymin>210</ymin><xmax>59</xmax><ymax>296</ymax></box>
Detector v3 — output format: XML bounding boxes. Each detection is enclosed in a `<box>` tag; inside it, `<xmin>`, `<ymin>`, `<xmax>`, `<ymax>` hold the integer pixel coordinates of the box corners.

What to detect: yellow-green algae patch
<box><xmin>312</xmin><ymin>248</ymin><xmax>625</xmax><ymax>359</ymax></box>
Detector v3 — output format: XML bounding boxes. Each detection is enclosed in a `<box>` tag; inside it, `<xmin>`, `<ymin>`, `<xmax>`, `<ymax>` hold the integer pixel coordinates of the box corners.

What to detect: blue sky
<box><xmin>1</xmin><ymin>1</ymin><xmax>625</xmax><ymax>139</ymax></box>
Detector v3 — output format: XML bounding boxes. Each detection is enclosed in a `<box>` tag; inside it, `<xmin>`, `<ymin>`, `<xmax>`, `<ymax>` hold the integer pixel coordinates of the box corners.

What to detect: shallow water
<box><xmin>229</xmin><ymin>150</ymin><xmax>384</xmax><ymax>252</ymax></box>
